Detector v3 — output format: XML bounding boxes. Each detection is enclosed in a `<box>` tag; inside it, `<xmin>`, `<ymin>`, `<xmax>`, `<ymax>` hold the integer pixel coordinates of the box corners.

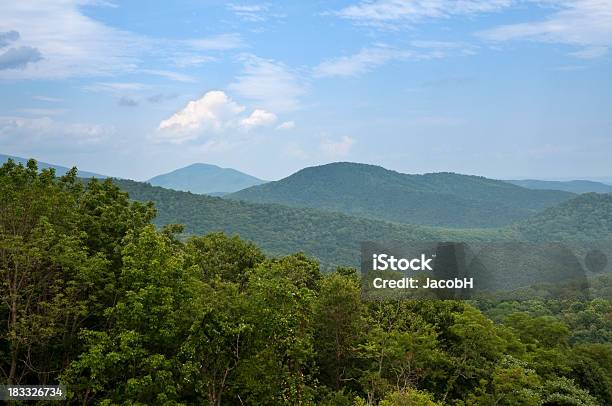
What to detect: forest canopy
<box><xmin>0</xmin><ymin>160</ymin><xmax>610</xmax><ymax>405</ymax></box>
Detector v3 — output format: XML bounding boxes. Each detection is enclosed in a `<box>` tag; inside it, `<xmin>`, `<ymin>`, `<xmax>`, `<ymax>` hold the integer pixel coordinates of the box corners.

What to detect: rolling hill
<box><xmin>514</xmin><ymin>192</ymin><xmax>612</xmax><ymax>241</ymax></box>
<box><xmin>114</xmin><ymin>179</ymin><xmax>504</xmax><ymax>268</ymax></box>
<box><xmin>0</xmin><ymin>153</ymin><xmax>106</xmax><ymax>178</ymax></box>
<box><xmin>113</xmin><ymin>179</ymin><xmax>612</xmax><ymax>291</ymax></box>
<box><xmin>147</xmin><ymin>163</ymin><xmax>267</xmax><ymax>195</ymax></box>
<box><xmin>228</xmin><ymin>162</ymin><xmax>575</xmax><ymax>228</ymax></box>
<box><xmin>506</xmin><ymin>179</ymin><xmax>612</xmax><ymax>194</ymax></box>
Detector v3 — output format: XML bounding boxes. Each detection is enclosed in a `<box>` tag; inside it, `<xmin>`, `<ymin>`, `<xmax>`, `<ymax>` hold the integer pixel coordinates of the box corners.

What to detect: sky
<box><xmin>0</xmin><ymin>0</ymin><xmax>611</xmax><ymax>181</ymax></box>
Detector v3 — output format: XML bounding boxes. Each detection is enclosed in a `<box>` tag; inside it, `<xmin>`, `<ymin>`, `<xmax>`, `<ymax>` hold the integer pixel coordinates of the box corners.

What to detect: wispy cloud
<box><xmin>186</xmin><ymin>33</ymin><xmax>245</xmax><ymax>50</ymax></box>
<box><xmin>0</xmin><ymin>2</ymin><xmax>244</xmax><ymax>80</ymax></box>
<box><xmin>314</xmin><ymin>42</ymin><xmax>471</xmax><ymax>78</ymax></box>
<box><xmin>32</xmin><ymin>95</ymin><xmax>64</xmax><ymax>103</ymax></box>
<box><xmin>0</xmin><ymin>116</ymin><xmax>113</xmax><ymax>150</ymax></box>
<box><xmin>333</xmin><ymin>0</ymin><xmax>514</xmax><ymax>27</ymax></box>
<box><xmin>479</xmin><ymin>0</ymin><xmax>612</xmax><ymax>58</ymax></box>
<box><xmin>228</xmin><ymin>55</ymin><xmax>306</xmax><ymax>112</ymax></box>
<box><xmin>85</xmin><ymin>82</ymin><xmax>150</xmax><ymax>93</ymax></box>
<box><xmin>141</xmin><ymin>69</ymin><xmax>196</xmax><ymax>82</ymax></box>
<box><xmin>276</xmin><ymin>120</ymin><xmax>295</xmax><ymax>130</ymax></box>
<box><xmin>227</xmin><ymin>4</ymin><xmax>270</xmax><ymax>22</ymax></box>
<box><xmin>320</xmin><ymin>135</ymin><xmax>355</xmax><ymax>157</ymax></box>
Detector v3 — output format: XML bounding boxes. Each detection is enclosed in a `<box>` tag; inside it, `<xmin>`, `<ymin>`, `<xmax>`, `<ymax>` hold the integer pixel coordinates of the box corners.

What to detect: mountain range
<box><xmin>228</xmin><ymin>162</ymin><xmax>575</xmax><ymax>228</ymax></box>
<box><xmin>147</xmin><ymin>163</ymin><xmax>267</xmax><ymax>195</ymax></box>
<box><xmin>3</xmin><ymin>154</ymin><xmax>611</xmax><ymax>282</ymax></box>
<box><xmin>506</xmin><ymin>179</ymin><xmax>612</xmax><ymax>194</ymax></box>
<box><xmin>115</xmin><ymin>179</ymin><xmax>612</xmax><ymax>282</ymax></box>
<box><xmin>0</xmin><ymin>153</ymin><xmax>106</xmax><ymax>179</ymax></box>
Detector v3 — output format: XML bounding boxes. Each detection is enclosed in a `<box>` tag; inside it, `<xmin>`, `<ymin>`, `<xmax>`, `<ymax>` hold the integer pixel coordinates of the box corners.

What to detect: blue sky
<box><xmin>0</xmin><ymin>0</ymin><xmax>611</xmax><ymax>181</ymax></box>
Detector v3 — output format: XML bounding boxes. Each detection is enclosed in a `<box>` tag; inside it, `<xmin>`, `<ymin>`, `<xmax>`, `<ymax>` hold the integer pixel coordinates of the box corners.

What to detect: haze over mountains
<box><xmin>3</xmin><ymin>154</ymin><xmax>612</xmax><ymax>274</ymax></box>
<box><xmin>147</xmin><ymin>163</ymin><xmax>267</xmax><ymax>195</ymax></box>
<box><xmin>506</xmin><ymin>179</ymin><xmax>612</xmax><ymax>194</ymax></box>
<box><xmin>228</xmin><ymin>162</ymin><xmax>575</xmax><ymax>228</ymax></box>
<box><xmin>0</xmin><ymin>153</ymin><xmax>106</xmax><ymax>179</ymax></box>
<box><xmin>115</xmin><ymin>179</ymin><xmax>612</xmax><ymax>273</ymax></box>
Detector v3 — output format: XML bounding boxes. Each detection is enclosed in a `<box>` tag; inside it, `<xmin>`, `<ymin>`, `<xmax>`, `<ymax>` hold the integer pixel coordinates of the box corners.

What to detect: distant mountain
<box><xmin>0</xmin><ymin>153</ymin><xmax>106</xmax><ymax>178</ymax></box>
<box><xmin>515</xmin><ymin>192</ymin><xmax>612</xmax><ymax>241</ymax></box>
<box><xmin>506</xmin><ymin>179</ymin><xmax>612</xmax><ymax>194</ymax></box>
<box><xmin>228</xmin><ymin>162</ymin><xmax>575</xmax><ymax>228</ymax></box>
<box><xmin>114</xmin><ymin>178</ymin><xmax>502</xmax><ymax>268</ymax></box>
<box><xmin>113</xmin><ymin>179</ymin><xmax>612</xmax><ymax>289</ymax></box>
<box><xmin>147</xmin><ymin>163</ymin><xmax>267</xmax><ymax>195</ymax></box>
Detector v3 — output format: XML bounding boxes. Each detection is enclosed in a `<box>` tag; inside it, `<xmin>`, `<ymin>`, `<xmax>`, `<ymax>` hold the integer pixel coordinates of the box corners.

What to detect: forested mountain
<box><xmin>115</xmin><ymin>179</ymin><xmax>612</xmax><ymax>270</ymax></box>
<box><xmin>0</xmin><ymin>153</ymin><xmax>106</xmax><ymax>178</ymax></box>
<box><xmin>115</xmin><ymin>179</ymin><xmax>502</xmax><ymax>268</ymax></box>
<box><xmin>228</xmin><ymin>162</ymin><xmax>574</xmax><ymax>228</ymax></box>
<box><xmin>507</xmin><ymin>179</ymin><xmax>612</xmax><ymax>194</ymax></box>
<box><xmin>147</xmin><ymin>163</ymin><xmax>267</xmax><ymax>195</ymax></box>
<box><xmin>2</xmin><ymin>160</ymin><xmax>610</xmax><ymax>405</ymax></box>
<box><xmin>515</xmin><ymin>193</ymin><xmax>612</xmax><ymax>241</ymax></box>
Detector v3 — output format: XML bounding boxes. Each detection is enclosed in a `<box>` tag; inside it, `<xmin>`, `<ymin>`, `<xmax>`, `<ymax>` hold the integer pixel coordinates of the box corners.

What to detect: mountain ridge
<box><xmin>147</xmin><ymin>162</ymin><xmax>267</xmax><ymax>195</ymax></box>
<box><xmin>0</xmin><ymin>153</ymin><xmax>106</xmax><ymax>179</ymax></box>
<box><xmin>228</xmin><ymin>162</ymin><xmax>575</xmax><ymax>228</ymax></box>
<box><xmin>506</xmin><ymin>179</ymin><xmax>612</xmax><ymax>194</ymax></box>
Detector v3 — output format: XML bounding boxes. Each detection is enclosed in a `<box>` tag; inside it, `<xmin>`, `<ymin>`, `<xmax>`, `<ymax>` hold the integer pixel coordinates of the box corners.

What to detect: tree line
<box><xmin>1</xmin><ymin>160</ymin><xmax>610</xmax><ymax>405</ymax></box>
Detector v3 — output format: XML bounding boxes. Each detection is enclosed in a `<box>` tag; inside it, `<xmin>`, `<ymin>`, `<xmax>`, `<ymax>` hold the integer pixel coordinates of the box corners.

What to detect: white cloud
<box><xmin>141</xmin><ymin>69</ymin><xmax>196</xmax><ymax>82</ymax></box>
<box><xmin>228</xmin><ymin>4</ymin><xmax>270</xmax><ymax>22</ymax></box>
<box><xmin>0</xmin><ymin>115</ymin><xmax>112</xmax><ymax>149</ymax></box>
<box><xmin>0</xmin><ymin>2</ymin><xmax>244</xmax><ymax>80</ymax></box>
<box><xmin>479</xmin><ymin>0</ymin><xmax>612</xmax><ymax>58</ymax></box>
<box><xmin>85</xmin><ymin>82</ymin><xmax>150</xmax><ymax>93</ymax></box>
<box><xmin>320</xmin><ymin>136</ymin><xmax>355</xmax><ymax>157</ymax></box>
<box><xmin>240</xmin><ymin>109</ymin><xmax>277</xmax><ymax>130</ymax></box>
<box><xmin>0</xmin><ymin>2</ymin><xmax>144</xmax><ymax>79</ymax></box>
<box><xmin>228</xmin><ymin>55</ymin><xmax>306</xmax><ymax>112</ymax></box>
<box><xmin>157</xmin><ymin>90</ymin><xmax>280</xmax><ymax>144</ymax></box>
<box><xmin>334</xmin><ymin>0</ymin><xmax>514</xmax><ymax>26</ymax></box>
<box><xmin>314</xmin><ymin>45</ymin><xmax>408</xmax><ymax>77</ymax></box>
<box><xmin>276</xmin><ymin>120</ymin><xmax>295</xmax><ymax>130</ymax></box>
<box><xmin>32</xmin><ymin>95</ymin><xmax>64</xmax><ymax>103</ymax></box>
<box><xmin>18</xmin><ymin>108</ymin><xmax>67</xmax><ymax>116</ymax></box>
<box><xmin>314</xmin><ymin>42</ymin><xmax>469</xmax><ymax>78</ymax></box>
<box><xmin>187</xmin><ymin>33</ymin><xmax>245</xmax><ymax>50</ymax></box>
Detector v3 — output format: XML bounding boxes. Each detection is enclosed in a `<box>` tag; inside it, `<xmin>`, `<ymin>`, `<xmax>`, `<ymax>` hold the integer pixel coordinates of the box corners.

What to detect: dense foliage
<box><xmin>514</xmin><ymin>193</ymin><xmax>612</xmax><ymax>241</ymax></box>
<box><xmin>114</xmin><ymin>179</ymin><xmax>506</xmax><ymax>269</ymax></box>
<box><xmin>228</xmin><ymin>162</ymin><xmax>574</xmax><ymax>228</ymax></box>
<box><xmin>1</xmin><ymin>160</ymin><xmax>610</xmax><ymax>405</ymax></box>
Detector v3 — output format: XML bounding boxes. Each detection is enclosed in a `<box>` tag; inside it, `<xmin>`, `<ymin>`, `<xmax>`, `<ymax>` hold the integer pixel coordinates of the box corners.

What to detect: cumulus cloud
<box><xmin>0</xmin><ymin>46</ymin><xmax>42</xmax><ymax>70</ymax></box>
<box><xmin>276</xmin><ymin>121</ymin><xmax>295</xmax><ymax>130</ymax></box>
<box><xmin>240</xmin><ymin>109</ymin><xmax>277</xmax><ymax>130</ymax></box>
<box><xmin>228</xmin><ymin>55</ymin><xmax>306</xmax><ymax>112</ymax></box>
<box><xmin>320</xmin><ymin>136</ymin><xmax>355</xmax><ymax>157</ymax></box>
<box><xmin>157</xmin><ymin>90</ymin><xmax>280</xmax><ymax>144</ymax></box>
<box><xmin>479</xmin><ymin>0</ymin><xmax>612</xmax><ymax>58</ymax></box>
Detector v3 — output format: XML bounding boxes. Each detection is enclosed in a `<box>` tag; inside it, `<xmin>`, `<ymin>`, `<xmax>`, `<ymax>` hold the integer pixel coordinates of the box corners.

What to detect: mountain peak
<box><xmin>147</xmin><ymin>163</ymin><xmax>266</xmax><ymax>195</ymax></box>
